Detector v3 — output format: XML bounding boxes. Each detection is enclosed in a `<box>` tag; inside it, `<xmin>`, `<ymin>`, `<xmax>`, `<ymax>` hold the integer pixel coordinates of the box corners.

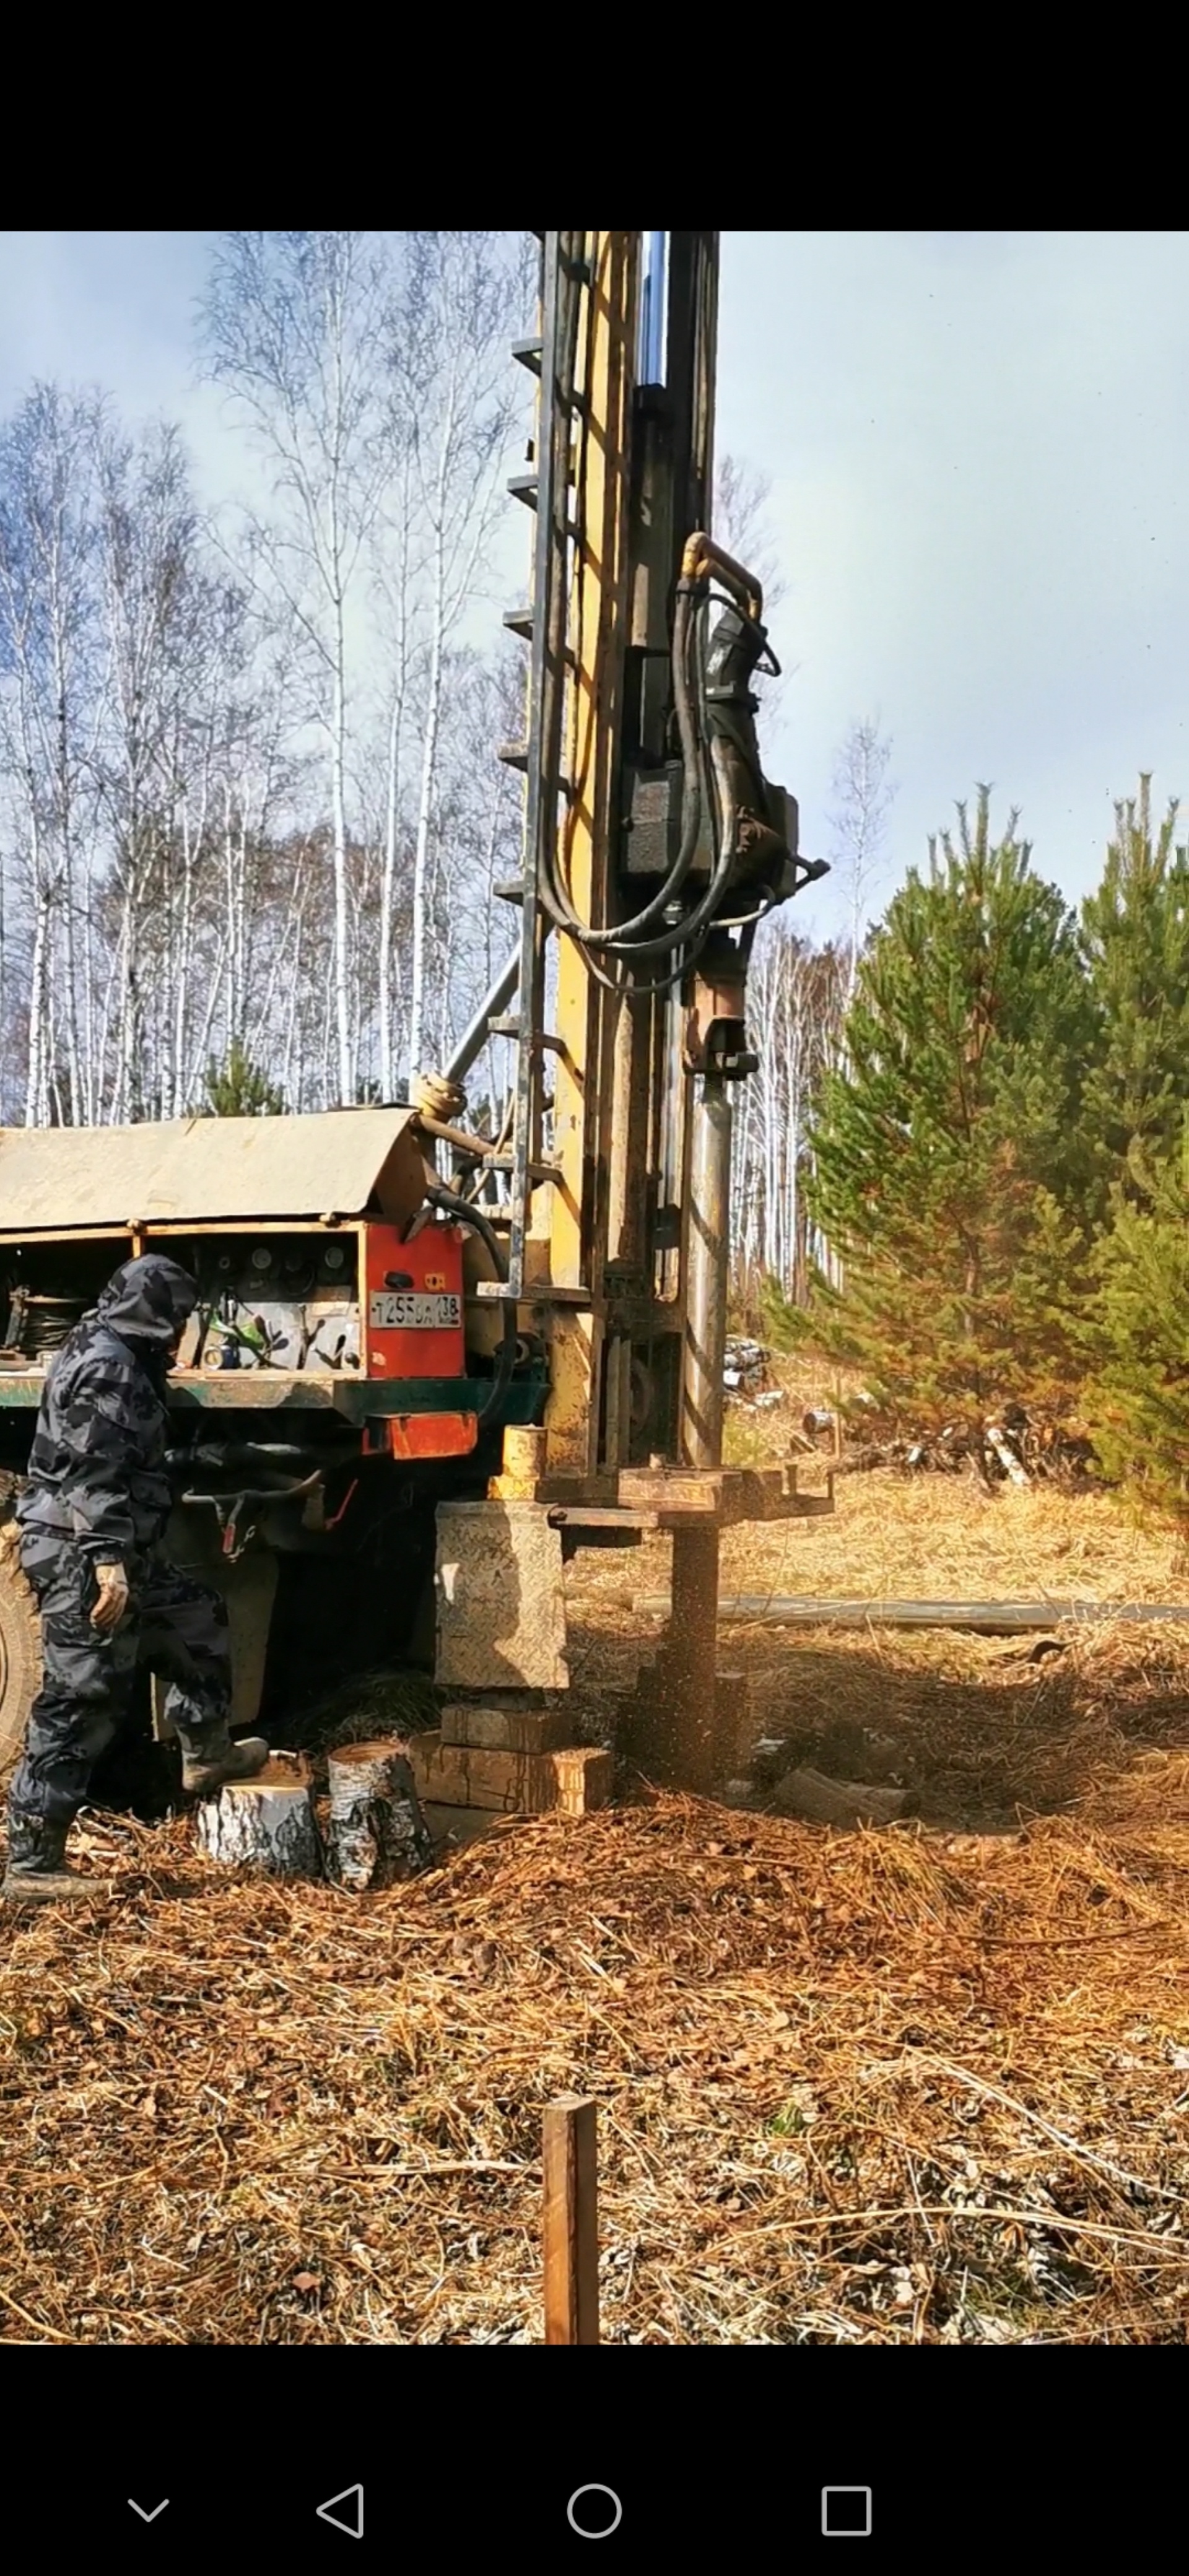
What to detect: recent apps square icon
<box><xmin>822</xmin><ymin>2487</ymin><xmax>873</xmax><ymax>2538</ymax></box>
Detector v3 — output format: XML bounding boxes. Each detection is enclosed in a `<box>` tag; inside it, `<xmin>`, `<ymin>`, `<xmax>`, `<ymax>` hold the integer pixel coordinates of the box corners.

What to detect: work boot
<box><xmin>180</xmin><ymin>1726</ymin><xmax>270</xmax><ymax>1798</ymax></box>
<box><xmin>2</xmin><ymin>1816</ymin><xmax>95</xmax><ymax>1906</ymax></box>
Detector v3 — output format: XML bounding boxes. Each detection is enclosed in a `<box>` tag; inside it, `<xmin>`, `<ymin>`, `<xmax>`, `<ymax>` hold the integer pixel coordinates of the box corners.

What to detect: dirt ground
<box><xmin>3</xmin><ymin>1443</ymin><xmax>1189</xmax><ymax>2346</ymax></box>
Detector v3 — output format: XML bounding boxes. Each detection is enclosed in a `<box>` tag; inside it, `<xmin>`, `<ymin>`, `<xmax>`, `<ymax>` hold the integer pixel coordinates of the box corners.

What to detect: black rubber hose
<box><xmin>566</xmin><ymin>582</ymin><xmax>705</xmax><ymax>951</ymax></box>
<box><xmin>590</xmin><ymin>593</ymin><xmax>741</xmax><ymax>963</ymax></box>
<box><xmin>527</xmin><ymin>250</ymin><xmax>716</xmax><ymax>980</ymax></box>
<box><xmin>538</xmin><ymin>589</ymin><xmax>733</xmax><ymax>975</ymax></box>
<box><xmin>541</xmin><ymin>580</ymin><xmax>726</xmax><ymax>962</ymax></box>
<box><xmin>525</xmin><ymin>248</ymin><xmax>736</xmax><ymax>989</ymax></box>
<box><xmin>549</xmin><ymin>917</ymin><xmax>713</xmax><ymax>999</ymax></box>
<box><xmin>425</xmin><ymin>1188</ymin><xmax>519</xmax><ymax>1429</ymax></box>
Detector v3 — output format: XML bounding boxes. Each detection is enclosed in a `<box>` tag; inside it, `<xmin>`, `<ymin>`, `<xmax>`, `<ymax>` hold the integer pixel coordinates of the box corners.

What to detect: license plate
<box><xmin>368</xmin><ymin>1291</ymin><xmax>461</xmax><ymax>1330</ymax></box>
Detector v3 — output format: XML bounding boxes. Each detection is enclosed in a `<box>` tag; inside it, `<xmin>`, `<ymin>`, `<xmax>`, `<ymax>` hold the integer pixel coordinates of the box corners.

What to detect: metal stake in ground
<box><xmin>543</xmin><ymin>2095</ymin><xmax>599</xmax><ymax>2345</ymax></box>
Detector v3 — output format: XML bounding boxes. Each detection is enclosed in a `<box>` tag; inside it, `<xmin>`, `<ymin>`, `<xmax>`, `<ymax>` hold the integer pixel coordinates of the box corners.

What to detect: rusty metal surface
<box><xmin>381</xmin><ymin>1412</ymin><xmax>478</xmax><ymax>1460</ymax></box>
<box><xmin>0</xmin><ymin>1109</ymin><xmax>426</xmax><ymax>1233</ymax></box>
<box><xmin>681</xmin><ymin>1074</ymin><xmax>732</xmax><ymax>1470</ymax></box>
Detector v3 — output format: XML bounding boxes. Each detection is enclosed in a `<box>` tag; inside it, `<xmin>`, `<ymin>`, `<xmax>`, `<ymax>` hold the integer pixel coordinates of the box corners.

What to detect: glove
<box><xmin>90</xmin><ymin>1562</ymin><xmax>130</xmax><ymax>1632</ymax></box>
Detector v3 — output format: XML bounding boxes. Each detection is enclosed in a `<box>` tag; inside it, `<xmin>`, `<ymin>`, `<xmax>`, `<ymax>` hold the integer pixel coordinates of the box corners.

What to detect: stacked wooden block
<box><xmin>409</xmin><ymin>1697</ymin><xmax>613</xmax><ymax>1816</ymax></box>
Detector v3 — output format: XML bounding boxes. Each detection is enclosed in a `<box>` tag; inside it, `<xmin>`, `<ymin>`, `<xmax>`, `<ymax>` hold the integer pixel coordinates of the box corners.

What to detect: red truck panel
<box><xmin>361</xmin><ymin>1221</ymin><xmax>465</xmax><ymax>1382</ymax></box>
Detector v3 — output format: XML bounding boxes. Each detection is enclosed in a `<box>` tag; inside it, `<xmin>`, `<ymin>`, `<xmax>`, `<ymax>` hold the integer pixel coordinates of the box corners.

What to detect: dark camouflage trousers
<box><xmin>7</xmin><ymin>1534</ymin><xmax>232</xmax><ymax>1831</ymax></box>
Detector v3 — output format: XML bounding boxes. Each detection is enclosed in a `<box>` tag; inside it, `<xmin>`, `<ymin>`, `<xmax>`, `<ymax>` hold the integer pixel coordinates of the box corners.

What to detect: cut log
<box><xmin>772</xmin><ymin>1766</ymin><xmax>906</xmax><ymax>1827</ymax></box>
<box><xmin>985</xmin><ymin>1425</ymin><xmax>1030</xmax><ymax>1488</ymax></box>
<box><xmin>195</xmin><ymin>1757</ymin><xmax>320</xmax><ymax>1876</ymax></box>
<box><xmin>440</xmin><ymin>1700</ymin><xmax>573</xmax><ymax>1753</ymax></box>
<box><xmin>410</xmin><ymin>1731</ymin><xmax>612</xmax><ymax>1815</ymax></box>
<box><xmin>326</xmin><ymin>1738</ymin><xmax>433</xmax><ymax>1889</ymax></box>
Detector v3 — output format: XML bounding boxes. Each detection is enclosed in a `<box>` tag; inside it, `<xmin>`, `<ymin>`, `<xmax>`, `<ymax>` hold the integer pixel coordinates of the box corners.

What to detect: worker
<box><xmin>2</xmin><ymin>1253</ymin><xmax>269</xmax><ymax>1906</ymax></box>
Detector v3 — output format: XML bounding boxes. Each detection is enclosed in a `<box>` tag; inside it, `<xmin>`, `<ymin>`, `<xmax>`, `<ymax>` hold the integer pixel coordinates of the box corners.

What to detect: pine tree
<box><xmin>801</xmin><ymin>788</ymin><xmax>1096</xmax><ymax>1429</ymax></box>
<box><xmin>1079</xmin><ymin>775</ymin><xmax>1189</xmax><ymax>1208</ymax></box>
<box><xmin>1085</xmin><ymin>1121</ymin><xmax>1189</xmax><ymax>1522</ymax></box>
<box><xmin>1078</xmin><ymin>780</ymin><xmax>1189</xmax><ymax>1521</ymax></box>
<box><xmin>200</xmin><ymin>1038</ymin><xmax>284</xmax><ymax>1118</ymax></box>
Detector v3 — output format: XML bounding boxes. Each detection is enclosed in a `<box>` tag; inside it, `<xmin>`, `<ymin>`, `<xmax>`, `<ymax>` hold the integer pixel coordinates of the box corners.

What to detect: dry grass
<box><xmin>726</xmin><ymin>1619</ymin><xmax>1189</xmax><ymax>1821</ymax></box>
<box><xmin>719</xmin><ymin>1474</ymin><xmax>1184</xmax><ymax>1608</ymax></box>
<box><xmin>4</xmin><ymin>1473</ymin><xmax>1189</xmax><ymax>2346</ymax></box>
<box><xmin>718</xmin><ymin>1352</ymin><xmax>1187</xmax><ymax>1601</ymax></box>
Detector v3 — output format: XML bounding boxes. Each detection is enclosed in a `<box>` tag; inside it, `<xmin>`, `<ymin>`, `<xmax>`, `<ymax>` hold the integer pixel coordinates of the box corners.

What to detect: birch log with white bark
<box><xmin>195</xmin><ymin>1760</ymin><xmax>321</xmax><ymax>1876</ymax></box>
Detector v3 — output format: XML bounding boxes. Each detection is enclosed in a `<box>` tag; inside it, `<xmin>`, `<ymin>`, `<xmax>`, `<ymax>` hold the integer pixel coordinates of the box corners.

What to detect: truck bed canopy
<box><xmin>0</xmin><ymin>1110</ymin><xmax>428</xmax><ymax>1234</ymax></box>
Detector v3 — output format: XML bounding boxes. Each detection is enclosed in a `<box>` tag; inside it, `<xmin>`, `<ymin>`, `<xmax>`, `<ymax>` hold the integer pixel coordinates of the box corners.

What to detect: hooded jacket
<box><xmin>16</xmin><ymin>1256</ymin><xmax>198</xmax><ymax>1564</ymax></box>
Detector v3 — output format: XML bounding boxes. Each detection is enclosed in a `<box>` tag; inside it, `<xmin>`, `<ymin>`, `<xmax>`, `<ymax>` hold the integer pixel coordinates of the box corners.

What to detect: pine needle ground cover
<box><xmin>4</xmin><ymin>1476</ymin><xmax>1189</xmax><ymax>2347</ymax></box>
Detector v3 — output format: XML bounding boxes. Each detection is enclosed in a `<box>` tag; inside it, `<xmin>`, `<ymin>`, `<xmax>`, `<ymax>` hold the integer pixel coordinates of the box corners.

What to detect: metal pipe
<box><xmin>413</xmin><ymin>1112</ymin><xmax>501</xmax><ymax>1160</ymax></box>
<box><xmin>680</xmin><ymin>531</ymin><xmax>764</xmax><ymax>620</ymax></box>
<box><xmin>424</xmin><ymin>1183</ymin><xmax>518</xmax><ymax>1428</ymax></box>
<box><xmin>681</xmin><ymin>1074</ymin><xmax>732</xmax><ymax>1468</ymax></box>
<box><xmin>666</xmin><ymin>1518</ymin><xmax>720</xmax><ymax>1788</ymax></box>
<box><xmin>665</xmin><ymin>1063</ymin><xmax>731</xmax><ymax>1791</ymax></box>
<box><xmin>442</xmin><ymin>949</ymin><xmax>520</xmax><ymax>1090</ymax></box>
<box><xmin>607</xmin><ymin>989</ymin><xmax>649</xmax><ymax>1269</ymax></box>
<box><xmin>640</xmin><ymin>231</ymin><xmax>666</xmax><ymax>385</ymax></box>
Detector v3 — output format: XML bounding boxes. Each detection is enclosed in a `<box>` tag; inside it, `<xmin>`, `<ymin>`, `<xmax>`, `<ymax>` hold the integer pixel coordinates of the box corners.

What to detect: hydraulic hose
<box><xmin>424</xmin><ymin>1187</ymin><xmax>519</xmax><ymax>1430</ymax></box>
<box><xmin>565</xmin><ymin>584</ymin><xmax>704</xmax><ymax>950</ymax></box>
<box><xmin>525</xmin><ymin>251</ymin><xmax>785</xmax><ymax>993</ymax></box>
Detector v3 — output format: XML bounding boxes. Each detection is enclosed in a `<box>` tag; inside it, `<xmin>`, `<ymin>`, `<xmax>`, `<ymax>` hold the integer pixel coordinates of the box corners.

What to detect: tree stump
<box><xmin>194</xmin><ymin>1756</ymin><xmax>320</xmax><ymax>1877</ymax></box>
<box><xmin>326</xmin><ymin>1739</ymin><xmax>433</xmax><ymax>1889</ymax></box>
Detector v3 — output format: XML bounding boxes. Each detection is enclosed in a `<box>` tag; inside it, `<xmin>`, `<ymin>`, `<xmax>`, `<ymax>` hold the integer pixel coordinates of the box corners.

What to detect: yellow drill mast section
<box><xmin>459</xmin><ymin>228</ymin><xmax>830</xmax><ymax>1790</ymax></box>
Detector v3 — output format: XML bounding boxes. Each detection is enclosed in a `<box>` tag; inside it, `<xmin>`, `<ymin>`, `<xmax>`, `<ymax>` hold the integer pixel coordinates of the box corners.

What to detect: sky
<box><xmin>716</xmin><ymin>232</ymin><xmax>1189</xmax><ymax>941</ymax></box>
<box><xmin>1</xmin><ymin>230</ymin><xmax>1187</xmax><ymax>948</ymax></box>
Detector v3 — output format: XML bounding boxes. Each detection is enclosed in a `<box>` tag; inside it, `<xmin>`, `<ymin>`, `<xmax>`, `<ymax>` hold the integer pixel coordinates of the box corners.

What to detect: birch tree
<box><xmin>732</xmin><ymin>925</ymin><xmax>847</xmax><ymax>1307</ymax></box>
<box><xmin>92</xmin><ymin>414</ymin><xmax>214</xmax><ymax>1120</ymax></box>
<box><xmin>424</xmin><ymin>644</ymin><xmax>524</xmax><ymax>1097</ymax></box>
<box><xmin>0</xmin><ymin>385</ymin><xmax>103</xmax><ymax>1125</ymax></box>
<box><xmin>370</xmin><ymin>424</ymin><xmax>420</xmax><ymax>1097</ymax></box>
<box><xmin>829</xmin><ymin>716</ymin><xmax>895</xmax><ymax>998</ymax></box>
<box><xmin>199</xmin><ymin>231</ymin><xmax>393</xmax><ymax>1105</ymax></box>
<box><xmin>712</xmin><ymin>453</ymin><xmax>786</xmax><ymax>718</ymax></box>
<box><xmin>389</xmin><ymin>230</ymin><xmax>533</xmax><ymax>1084</ymax></box>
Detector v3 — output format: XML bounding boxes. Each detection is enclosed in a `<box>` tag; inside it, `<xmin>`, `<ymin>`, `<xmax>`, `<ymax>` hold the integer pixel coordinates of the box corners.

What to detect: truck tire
<box><xmin>0</xmin><ymin>1546</ymin><xmax>41</xmax><ymax>1790</ymax></box>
